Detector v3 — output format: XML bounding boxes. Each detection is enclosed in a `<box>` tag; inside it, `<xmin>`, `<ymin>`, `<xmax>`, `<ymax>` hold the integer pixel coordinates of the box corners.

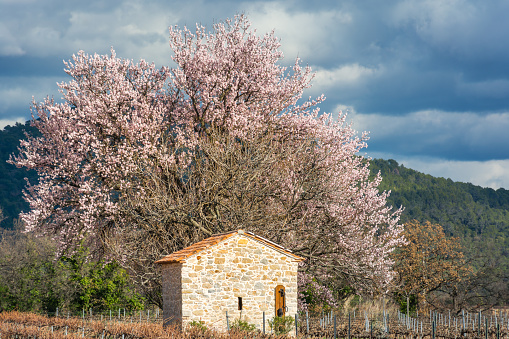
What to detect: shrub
<box><xmin>187</xmin><ymin>319</ymin><xmax>207</xmax><ymax>332</ymax></box>
<box><xmin>268</xmin><ymin>315</ymin><xmax>294</xmax><ymax>335</ymax></box>
<box><xmin>230</xmin><ymin>318</ymin><xmax>256</xmax><ymax>332</ymax></box>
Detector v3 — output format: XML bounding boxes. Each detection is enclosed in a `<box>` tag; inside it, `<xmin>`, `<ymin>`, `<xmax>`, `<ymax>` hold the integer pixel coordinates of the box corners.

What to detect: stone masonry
<box><xmin>155</xmin><ymin>230</ymin><xmax>305</xmax><ymax>332</ymax></box>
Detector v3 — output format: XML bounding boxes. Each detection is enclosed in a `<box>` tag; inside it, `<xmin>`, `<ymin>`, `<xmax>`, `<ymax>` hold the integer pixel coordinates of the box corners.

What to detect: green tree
<box><xmin>0</xmin><ymin>219</ymin><xmax>69</xmax><ymax>312</ymax></box>
<box><xmin>62</xmin><ymin>249</ymin><xmax>144</xmax><ymax>312</ymax></box>
<box><xmin>0</xmin><ymin>220</ymin><xmax>143</xmax><ymax>312</ymax></box>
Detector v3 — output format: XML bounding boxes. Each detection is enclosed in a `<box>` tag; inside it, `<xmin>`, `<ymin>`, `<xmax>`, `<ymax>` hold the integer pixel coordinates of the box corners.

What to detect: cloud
<box><xmin>247</xmin><ymin>2</ymin><xmax>353</xmax><ymax>63</ymax></box>
<box><xmin>456</xmin><ymin>78</ymin><xmax>509</xmax><ymax>99</ymax></box>
<box><xmin>64</xmin><ymin>2</ymin><xmax>174</xmax><ymax>65</ymax></box>
<box><xmin>0</xmin><ymin>117</ymin><xmax>27</xmax><ymax>130</ymax></box>
<box><xmin>0</xmin><ymin>22</ymin><xmax>25</xmax><ymax>56</ymax></box>
<box><xmin>0</xmin><ymin>76</ymin><xmax>62</xmax><ymax>116</ymax></box>
<box><xmin>0</xmin><ymin>0</ymin><xmax>508</xmax><ymax>190</ymax></box>
<box><xmin>391</xmin><ymin>0</ymin><xmax>509</xmax><ymax>62</ymax></box>
<box><xmin>312</xmin><ymin>63</ymin><xmax>380</xmax><ymax>91</ymax></box>
<box><xmin>0</xmin><ymin>0</ymin><xmax>177</xmax><ymax>64</ymax></box>
<box><xmin>351</xmin><ymin>110</ymin><xmax>509</xmax><ymax>161</ymax></box>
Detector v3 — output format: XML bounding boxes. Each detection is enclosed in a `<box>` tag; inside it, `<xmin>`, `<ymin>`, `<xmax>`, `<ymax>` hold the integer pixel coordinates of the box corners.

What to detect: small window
<box><xmin>238</xmin><ymin>297</ymin><xmax>243</xmax><ymax>310</ymax></box>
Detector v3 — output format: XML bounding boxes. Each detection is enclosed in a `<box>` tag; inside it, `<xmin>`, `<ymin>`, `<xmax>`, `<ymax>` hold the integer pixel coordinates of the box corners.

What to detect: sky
<box><xmin>1</xmin><ymin>0</ymin><xmax>509</xmax><ymax>189</ymax></box>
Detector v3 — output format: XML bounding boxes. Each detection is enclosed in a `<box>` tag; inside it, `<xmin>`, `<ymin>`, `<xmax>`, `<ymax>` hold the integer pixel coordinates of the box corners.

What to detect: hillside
<box><xmin>0</xmin><ymin>121</ymin><xmax>38</xmax><ymax>229</ymax></box>
<box><xmin>370</xmin><ymin>158</ymin><xmax>509</xmax><ymax>241</ymax></box>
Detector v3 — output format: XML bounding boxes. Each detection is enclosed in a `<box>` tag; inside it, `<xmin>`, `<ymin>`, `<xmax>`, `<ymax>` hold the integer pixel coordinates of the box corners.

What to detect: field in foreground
<box><xmin>0</xmin><ymin>311</ymin><xmax>284</xmax><ymax>338</ymax></box>
<box><xmin>2</xmin><ymin>310</ymin><xmax>509</xmax><ymax>338</ymax></box>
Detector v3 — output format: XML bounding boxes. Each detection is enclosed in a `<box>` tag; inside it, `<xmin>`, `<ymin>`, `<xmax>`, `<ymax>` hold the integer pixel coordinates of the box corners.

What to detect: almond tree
<box><xmin>11</xmin><ymin>15</ymin><xmax>404</xmax><ymax>305</ymax></box>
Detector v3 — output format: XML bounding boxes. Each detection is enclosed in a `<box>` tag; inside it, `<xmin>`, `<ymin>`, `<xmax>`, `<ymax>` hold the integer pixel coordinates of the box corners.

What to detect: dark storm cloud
<box><xmin>301</xmin><ymin>0</ymin><xmax>509</xmax><ymax>115</ymax></box>
<box><xmin>0</xmin><ymin>56</ymin><xmax>65</xmax><ymax>77</ymax></box>
<box><xmin>1</xmin><ymin>0</ymin><xmax>509</xmax><ymax>187</ymax></box>
<box><xmin>353</xmin><ymin>110</ymin><xmax>509</xmax><ymax>161</ymax></box>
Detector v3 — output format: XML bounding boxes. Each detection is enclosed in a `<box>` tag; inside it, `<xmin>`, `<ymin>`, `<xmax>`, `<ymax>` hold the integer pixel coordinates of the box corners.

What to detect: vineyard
<box><xmin>1</xmin><ymin>309</ymin><xmax>509</xmax><ymax>338</ymax></box>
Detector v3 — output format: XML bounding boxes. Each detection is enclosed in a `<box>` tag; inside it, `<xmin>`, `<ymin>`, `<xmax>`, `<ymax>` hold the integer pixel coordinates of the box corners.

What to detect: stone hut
<box><xmin>155</xmin><ymin>229</ymin><xmax>305</xmax><ymax>331</ymax></box>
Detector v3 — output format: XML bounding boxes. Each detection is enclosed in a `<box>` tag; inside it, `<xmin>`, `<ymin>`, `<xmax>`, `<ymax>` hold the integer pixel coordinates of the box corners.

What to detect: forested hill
<box><xmin>0</xmin><ymin>121</ymin><xmax>38</xmax><ymax>229</ymax></box>
<box><xmin>370</xmin><ymin>158</ymin><xmax>509</xmax><ymax>240</ymax></box>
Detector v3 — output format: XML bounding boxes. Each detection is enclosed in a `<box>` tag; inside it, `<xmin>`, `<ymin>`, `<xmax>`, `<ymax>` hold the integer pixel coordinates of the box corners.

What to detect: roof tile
<box><xmin>155</xmin><ymin>230</ymin><xmax>304</xmax><ymax>264</ymax></box>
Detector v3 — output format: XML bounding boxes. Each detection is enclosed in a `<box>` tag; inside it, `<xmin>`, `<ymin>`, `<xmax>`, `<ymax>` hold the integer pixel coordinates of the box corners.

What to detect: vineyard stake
<box><xmin>348</xmin><ymin>312</ymin><xmax>351</xmax><ymax>339</ymax></box>
<box><xmin>479</xmin><ymin>310</ymin><xmax>482</xmax><ymax>337</ymax></box>
<box><xmin>263</xmin><ymin>311</ymin><xmax>265</xmax><ymax>334</ymax></box>
<box><xmin>295</xmin><ymin>314</ymin><xmax>298</xmax><ymax>338</ymax></box>
<box><xmin>334</xmin><ymin>314</ymin><xmax>337</xmax><ymax>339</ymax></box>
<box><xmin>306</xmin><ymin>310</ymin><xmax>309</xmax><ymax>335</ymax></box>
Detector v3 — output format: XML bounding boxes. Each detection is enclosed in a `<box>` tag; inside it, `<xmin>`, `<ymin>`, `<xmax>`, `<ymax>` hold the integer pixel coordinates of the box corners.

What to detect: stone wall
<box><xmin>161</xmin><ymin>263</ymin><xmax>182</xmax><ymax>327</ymax></box>
<box><xmin>179</xmin><ymin>234</ymin><xmax>299</xmax><ymax>331</ymax></box>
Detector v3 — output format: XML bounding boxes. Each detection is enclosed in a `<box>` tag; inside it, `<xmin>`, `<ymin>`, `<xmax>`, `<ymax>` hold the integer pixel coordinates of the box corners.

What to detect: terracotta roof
<box><xmin>155</xmin><ymin>229</ymin><xmax>305</xmax><ymax>264</ymax></box>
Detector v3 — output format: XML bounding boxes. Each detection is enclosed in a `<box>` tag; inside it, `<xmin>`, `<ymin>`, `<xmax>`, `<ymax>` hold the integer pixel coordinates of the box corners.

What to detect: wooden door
<box><xmin>275</xmin><ymin>285</ymin><xmax>286</xmax><ymax>317</ymax></box>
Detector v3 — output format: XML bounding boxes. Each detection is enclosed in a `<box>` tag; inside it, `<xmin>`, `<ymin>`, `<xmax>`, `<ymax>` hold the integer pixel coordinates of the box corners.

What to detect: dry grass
<box><xmin>4</xmin><ymin>309</ymin><xmax>508</xmax><ymax>338</ymax></box>
<box><xmin>0</xmin><ymin>311</ymin><xmax>290</xmax><ymax>338</ymax></box>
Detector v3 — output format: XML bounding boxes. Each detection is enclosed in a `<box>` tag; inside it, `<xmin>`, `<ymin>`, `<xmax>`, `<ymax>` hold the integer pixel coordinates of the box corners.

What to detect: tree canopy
<box><xmin>10</xmin><ymin>15</ymin><xmax>404</xmax><ymax>305</ymax></box>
